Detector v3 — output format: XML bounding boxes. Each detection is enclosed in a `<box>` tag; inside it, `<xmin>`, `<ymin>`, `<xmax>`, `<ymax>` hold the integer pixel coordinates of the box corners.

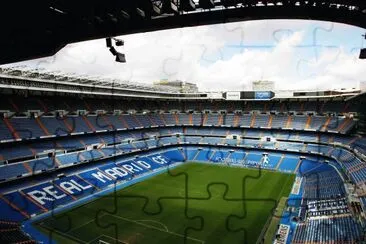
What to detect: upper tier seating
<box><xmin>0</xmin><ymin>96</ymin><xmax>358</xmax><ymax>114</ymax></box>
<box><xmin>0</xmin><ymin>113</ymin><xmax>355</xmax><ymax>142</ymax></box>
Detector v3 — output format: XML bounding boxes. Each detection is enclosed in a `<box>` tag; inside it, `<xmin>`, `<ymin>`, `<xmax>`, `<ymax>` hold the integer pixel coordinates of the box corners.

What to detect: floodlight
<box><xmin>106</xmin><ymin>38</ymin><xmax>112</xmax><ymax>48</ymax></box>
<box><xmin>163</xmin><ymin>0</ymin><xmax>179</xmax><ymax>14</ymax></box>
<box><xmin>107</xmin><ymin>38</ymin><xmax>126</xmax><ymax>63</ymax></box>
<box><xmin>136</xmin><ymin>8</ymin><xmax>145</xmax><ymax>18</ymax></box>
<box><xmin>109</xmin><ymin>47</ymin><xmax>117</xmax><ymax>56</ymax></box>
<box><xmin>113</xmin><ymin>38</ymin><xmax>124</xmax><ymax>46</ymax></box>
<box><xmin>359</xmin><ymin>48</ymin><xmax>366</xmax><ymax>59</ymax></box>
<box><xmin>180</xmin><ymin>0</ymin><xmax>196</xmax><ymax>11</ymax></box>
<box><xmin>358</xmin><ymin>34</ymin><xmax>365</xmax><ymax>59</ymax></box>
<box><xmin>120</xmin><ymin>10</ymin><xmax>130</xmax><ymax>19</ymax></box>
<box><xmin>115</xmin><ymin>52</ymin><xmax>126</xmax><ymax>63</ymax></box>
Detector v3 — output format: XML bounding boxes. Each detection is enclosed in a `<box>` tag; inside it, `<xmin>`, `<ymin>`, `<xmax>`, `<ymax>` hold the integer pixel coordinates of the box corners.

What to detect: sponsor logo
<box><xmin>274</xmin><ymin>224</ymin><xmax>290</xmax><ymax>244</ymax></box>
<box><xmin>24</xmin><ymin>156</ymin><xmax>169</xmax><ymax>206</ymax></box>
<box><xmin>291</xmin><ymin>177</ymin><xmax>302</xmax><ymax>195</ymax></box>
<box><xmin>255</xmin><ymin>91</ymin><xmax>271</xmax><ymax>99</ymax></box>
<box><xmin>214</xmin><ymin>155</ymin><xmax>270</xmax><ymax>166</ymax></box>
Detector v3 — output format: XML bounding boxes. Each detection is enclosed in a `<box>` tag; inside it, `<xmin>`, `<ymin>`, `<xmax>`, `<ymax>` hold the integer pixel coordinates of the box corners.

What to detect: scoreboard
<box><xmin>223</xmin><ymin>91</ymin><xmax>274</xmax><ymax>100</ymax></box>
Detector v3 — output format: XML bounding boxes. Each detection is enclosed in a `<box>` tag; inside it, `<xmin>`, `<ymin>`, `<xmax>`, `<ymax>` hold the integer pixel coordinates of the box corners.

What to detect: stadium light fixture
<box><xmin>180</xmin><ymin>0</ymin><xmax>196</xmax><ymax>11</ymax></box>
<box><xmin>360</xmin><ymin>48</ymin><xmax>366</xmax><ymax>59</ymax></box>
<box><xmin>120</xmin><ymin>10</ymin><xmax>130</xmax><ymax>19</ymax></box>
<box><xmin>106</xmin><ymin>38</ymin><xmax>126</xmax><ymax>63</ymax></box>
<box><xmin>112</xmin><ymin>38</ymin><xmax>124</xmax><ymax>46</ymax></box>
<box><xmin>106</xmin><ymin>38</ymin><xmax>112</xmax><ymax>48</ymax></box>
<box><xmin>162</xmin><ymin>0</ymin><xmax>179</xmax><ymax>14</ymax></box>
<box><xmin>115</xmin><ymin>52</ymin><xmax>126</xmax><ymax>63</ymax></box>
<box><xmin>109</xmin><ymin>47</ymin><xmax>118</xmax><ymax>56</ymax></box>
<box><xmin>360</xmin><ymin>33</ymin><xmax>366</xmax><ymax>59</ymax></box>
<box><xmin>136</xmin><ymin>7</ymin><xmax>146</xmax><ymax>18</ymax></box>
<box><xmin>152</xmin><ymin>2</ymin><xmax>163</xmax><ymax>15</ymax></box>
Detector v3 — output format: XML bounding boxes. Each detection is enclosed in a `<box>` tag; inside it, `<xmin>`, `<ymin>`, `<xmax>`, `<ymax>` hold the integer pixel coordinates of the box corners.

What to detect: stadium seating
<box><xmin>1</xmin><ymin>149</ymin><xmax>184</xmax><ymax>220</ymax></box>
<box><xmin>0</xmin><ymin>221</ymin><xmax>36</xmax><ymax>243</ymax></box>
<box><xmin>1</xmin><ymin>125</ymin><xmax>366</xmax><ymax>183</ymax></box>
<box><xmin>0</xmin><ymin>113</ymin><xmax>356</xmax><ymax>144</ymax></box>
<box><xmin>277</xmin><ymin>157</ymin><xmax>300</xmax><ymax>172</ymax></box>
<box><xmin>0</xmin><ymin>96</ymin><xmax>357</xmax><ymax>114</ymax></box>
<box><xmin>302</xmin><ymin>166</ymin><xmax>346</xmax><ymax>199</ymax></box>
<box><xmin>0</xmin><ymin>119</ymin><xmax>17</xmax><ymax>140</ymax></box>
<box><xmin>253</xmin><ymin>114</ymin><xmax>270</xmax><ymax>128</ymax></box>
<box><xmin>292</xmin><ymin>215</ymin><xmax>363</xmax><ymax>243</ymax></box>
<box><xmin>0</xmin><ymin>96</ymin><xmax>364</xmax><ymax>244</ymax></box>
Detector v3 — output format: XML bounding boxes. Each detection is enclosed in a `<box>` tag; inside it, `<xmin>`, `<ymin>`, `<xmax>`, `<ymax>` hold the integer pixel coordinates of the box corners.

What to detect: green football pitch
<box><xmin>34</xmin><ymin>163</ymin><xmax>295</xmax><ymax>244</ymax></box>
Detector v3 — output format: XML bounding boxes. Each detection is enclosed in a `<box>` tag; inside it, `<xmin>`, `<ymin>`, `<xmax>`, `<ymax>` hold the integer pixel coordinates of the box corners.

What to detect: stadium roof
<box><xmin>0</xmin><ymin>66</ymin><xmax>361</xmax><ymax>101</ymax></box>
<box><xmin>1</xmin><ymin>0</ymin><xmax>365</xmax><ymax>65</ymax></box>
<box><xmin>0</xmin><ymin>66</ymin><xmax>190</xmax><ymax>93</ymax></box>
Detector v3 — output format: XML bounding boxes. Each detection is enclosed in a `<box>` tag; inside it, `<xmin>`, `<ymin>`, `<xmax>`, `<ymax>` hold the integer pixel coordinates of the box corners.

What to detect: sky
<box><xmin>2</xmin><ymin>19</ymin><xmax>366</xmax><ymax>92</ymax></box>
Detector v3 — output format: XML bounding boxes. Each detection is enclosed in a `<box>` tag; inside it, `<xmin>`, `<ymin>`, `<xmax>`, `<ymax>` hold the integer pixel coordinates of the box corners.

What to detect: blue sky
<box><xmin>2</xmin><ymin>20</ymin><xmax>366</xmax><ymax>91</ymax></box>
<box><xmin>201</xmin><ymin>21</ymin><xmax>364</xmax><ymax>64</ymax></box>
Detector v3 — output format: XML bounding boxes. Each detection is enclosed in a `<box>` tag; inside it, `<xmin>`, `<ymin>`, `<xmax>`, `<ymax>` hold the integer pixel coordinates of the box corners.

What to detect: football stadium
<box><xmin>1</xmin><ymin>1</ymin><xmax>366</xmax><ymax>244</ymax></box>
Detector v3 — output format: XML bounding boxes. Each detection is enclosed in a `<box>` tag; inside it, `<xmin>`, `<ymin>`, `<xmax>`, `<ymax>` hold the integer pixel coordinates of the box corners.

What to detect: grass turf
<box><xmin>35</xmin><ymin>162</ymin><xmax>295</xmax><ymax>244</ymax></box>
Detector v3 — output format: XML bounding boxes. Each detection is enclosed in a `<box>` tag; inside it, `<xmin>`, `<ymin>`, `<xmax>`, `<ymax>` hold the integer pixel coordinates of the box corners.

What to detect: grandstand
<box><xmin>0</xmin><ymin>70</ymin><xmax>365</xmax><ymax>244</ymax></box>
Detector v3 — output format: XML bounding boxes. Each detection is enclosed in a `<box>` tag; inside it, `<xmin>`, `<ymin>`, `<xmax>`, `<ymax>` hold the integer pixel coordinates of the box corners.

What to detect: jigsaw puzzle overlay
<box><xmin>0</xmin><ymin>19</ymin><xmax>365</xmax><ymax>244</ymax></box>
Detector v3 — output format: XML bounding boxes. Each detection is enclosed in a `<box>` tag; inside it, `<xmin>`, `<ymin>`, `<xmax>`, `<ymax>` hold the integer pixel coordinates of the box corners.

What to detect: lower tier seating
<box><xmin>0</xmin><ymin>220</ymin><xmax>35</xmax><ymax>244</ymax></box>
<box><xmin>292</xmin><ymin>215</ymin><xmax>363</xmax><ymax>243</ymax></box>
<box><xmin>302</xmin><ymin>166</ymin><xmax>346</xmax><ymax>199</ymax></box>
<box><xmin>0</xmin><ymin>148</ymin><xmax>185</xmax><ymax>221</ymax></box>
<box><xmin>1</xmin><ymin>129</ymin><xmax>365</xmax><ymax>188</ymax></box>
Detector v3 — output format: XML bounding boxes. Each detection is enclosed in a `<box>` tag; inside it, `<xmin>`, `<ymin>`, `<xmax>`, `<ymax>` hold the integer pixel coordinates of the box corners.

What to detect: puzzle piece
<box><xmin>35</xmin><ymin>174</ymin><xmax>120</xmax><ymax>244</ymax></box>
<box><xmin>295</xmin><ymin>22</ymin><xmax>365</xmax><ymax>89</ymax></box>
<box><xmin>186</xmin><ymin>184</ymin><xmax>249</xmax><ymax>243</ymax></box>
<box><xmin>95</xmin><ymin>164</ymin><xmax>203</xmax><ymax>244</ymax></box>
<box><xmin>225</xmin><ymin>167</ymin><xmax>280</xmax><ymax>243</ymax></box>
<box><xmin>36</xmin><ymin>206</ymin><xmax>73</xmax><ymax>242</ymax></box>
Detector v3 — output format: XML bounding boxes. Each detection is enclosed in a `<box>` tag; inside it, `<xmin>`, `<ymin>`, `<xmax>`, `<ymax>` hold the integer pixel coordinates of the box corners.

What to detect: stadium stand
<box><xmin>0</xmin><ymin>221</ymin><xmax>35</xmax><ymax>244</ymax></box>
<box><xmin>292</xmin><ymin>215</ymin><xmax>363</xmax><ymax>243</ymax></box>
<box><xmin>0</xmin><ymin>113</ymin><xmax>356</xmax><ymax>142</ymax></box>
<box><xmin>0</xmin><ymin>89</ymin><xmax>364</xmax><ymax>244</ymax></box>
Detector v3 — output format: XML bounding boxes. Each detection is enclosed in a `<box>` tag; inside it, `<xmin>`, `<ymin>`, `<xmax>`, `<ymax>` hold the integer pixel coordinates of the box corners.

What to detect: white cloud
<box><xmin>3</xmin><ymin>20</ymin><xmax>366</xmax><ymax>92</ymax></box>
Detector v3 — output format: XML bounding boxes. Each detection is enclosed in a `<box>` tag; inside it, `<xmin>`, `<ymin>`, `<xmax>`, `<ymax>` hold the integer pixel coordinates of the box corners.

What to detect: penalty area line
<box><xmin>87</xmin><ymin>234</ymin><xmax>129</xmax><ymax>244</ymax></box>
<box><xmin>106</xmin><ymin>214</ymin><xmax>205</xmax><ymax>244</ymax></box>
